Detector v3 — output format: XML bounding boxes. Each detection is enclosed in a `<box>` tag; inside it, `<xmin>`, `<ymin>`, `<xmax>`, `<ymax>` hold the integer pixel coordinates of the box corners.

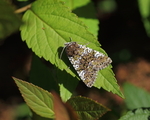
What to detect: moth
<box><xmin>65</xmin><ymin>42</ymin><xmax>112</xmax><ymax>87</ymax></box>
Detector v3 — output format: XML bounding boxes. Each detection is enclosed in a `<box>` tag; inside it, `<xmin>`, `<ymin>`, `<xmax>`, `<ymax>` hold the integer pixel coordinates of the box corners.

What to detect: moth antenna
<box><xmin>60</xmin><ymin>46</ymin><xmax>66</xmax><ymax>59</ymax></box>
<box><xmin>85</xmin><ymin>42</ymin><xmax>89</xmax><ymax>46</ymax></box>
<box><xmin>60</xmin><ymin>37</ymin><xmax>74</xmax><ymax>59</ymax></box>
<box><xmin>70</xmin><ymin>37</ymin><xmax>89</xmax><ymax>45</ymax></box>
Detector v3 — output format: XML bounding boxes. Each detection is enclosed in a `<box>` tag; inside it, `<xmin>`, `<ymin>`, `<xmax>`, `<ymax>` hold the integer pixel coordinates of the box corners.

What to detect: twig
<box><xmin>15</xmin><ymin>4</ymin><xmax>31</xmax><ymax>13</ymax></box>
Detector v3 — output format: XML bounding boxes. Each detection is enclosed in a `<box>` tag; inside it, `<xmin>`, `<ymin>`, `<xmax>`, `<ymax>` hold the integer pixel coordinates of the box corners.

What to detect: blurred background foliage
<box><xmin>0</xmin><ymin>0</ymin><xmax>150</xmax><ymax>120</ymax></box>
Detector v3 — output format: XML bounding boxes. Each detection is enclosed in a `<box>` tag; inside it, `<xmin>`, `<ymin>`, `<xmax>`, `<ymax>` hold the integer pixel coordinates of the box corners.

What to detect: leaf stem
<box><xmin>15</xmin><ymin>4</ymin><xmax>31</xmax><ymax>13</ymax></box>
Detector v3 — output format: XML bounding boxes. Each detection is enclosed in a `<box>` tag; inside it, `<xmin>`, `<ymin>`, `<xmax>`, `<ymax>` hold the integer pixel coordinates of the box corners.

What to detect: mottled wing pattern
<box><xmin>65</xmin><ymin>42</ymin><xmax>112</xmax><ymax>87</ymax></box>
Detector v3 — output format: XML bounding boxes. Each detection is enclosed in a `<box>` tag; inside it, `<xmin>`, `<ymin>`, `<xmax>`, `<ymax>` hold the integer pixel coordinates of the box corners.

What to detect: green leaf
<box><xmin>123</xmin><ymin>83</ymin><xmax>150</xmax><ymax>109</ymax></box>
<box><xmin>29</xmin><ymin>54</ymin><xmax>58</xmax><ymax>92</ymax></box>
<box><xmin>138</xmin><ymin>0</ymin><xmax>150</xmax><ymax>37</ymax></box>
<box><xmin>15</xmin><ymin>103</ymin><xmax>31</xmax><ymax>118</ymax></box>
<box><xmin>119</xmin><ymin>108</ymin><xmax>150</xmax><ymax>120</ymax></box>
<box><xmin>20</xmin><ymin>0</ymin><xmax>99</xmax><ymax>72</ymax></box>
<box><xmin>57</xmin><ymin>68</ymin><xmax>78</xmax><ymax>102</ymax></box>
<box><xmin>30</xmin><ymin>55</ymin><xmax>78</xmax><ymax>102</ymax></box>
<box><xmin>13</xmin><ymin>77</ymin><xmax>55</xmax><ymax>119</ymax></box>
<box><xmin>62</xmin><ymin>0</ymin><xmax>99</xmax><ymax>37</ymax></box>
<box><xmin>0</xmin><ymin>0</ymin><xmax>21</xmax><ymax>39</ymax></box>
<box><xmin>95</xmin><ymin>66</ymin><xmax>124</xmax><ymax>98</ymax></box>
<box><xmin>67</xmin><ymin>96</ymin><xmax>110</xmax><ymax>120</ymax></box>
<box><xmin>20</xmin><ymin>0</ymin><xmax>122</xmax><ymax>98</ymax></box>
